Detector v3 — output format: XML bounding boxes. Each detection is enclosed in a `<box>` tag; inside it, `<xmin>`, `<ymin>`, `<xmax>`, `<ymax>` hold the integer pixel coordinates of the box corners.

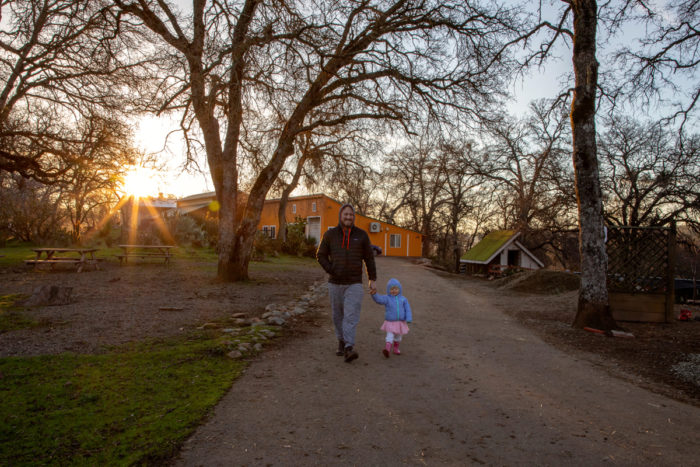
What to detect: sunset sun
<box><xmin>122</xmin><ymin>166</ymin><xmax>160</xmax><ymax>198</ymax></box>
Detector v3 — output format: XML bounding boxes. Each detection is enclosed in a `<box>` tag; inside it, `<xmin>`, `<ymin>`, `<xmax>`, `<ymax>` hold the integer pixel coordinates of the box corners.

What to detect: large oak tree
<box><xmin>115</xmin><ymin>0</ymin><xmax>522</xmax><ymax>281</ymax></box>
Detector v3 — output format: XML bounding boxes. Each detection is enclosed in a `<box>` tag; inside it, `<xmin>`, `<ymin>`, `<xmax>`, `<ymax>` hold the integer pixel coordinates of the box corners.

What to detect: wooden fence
<box><xmin>606</xmin><ymin>225</ymin><xmax>675</xmax><ymax>322</ymax></box>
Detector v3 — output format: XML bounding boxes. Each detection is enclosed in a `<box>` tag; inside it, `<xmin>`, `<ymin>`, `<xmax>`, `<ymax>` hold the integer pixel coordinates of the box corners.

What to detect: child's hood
<box><xmin>386</xmin><ymin>278</ymin><xmax>403</xmax><ymax>295</ymax></box>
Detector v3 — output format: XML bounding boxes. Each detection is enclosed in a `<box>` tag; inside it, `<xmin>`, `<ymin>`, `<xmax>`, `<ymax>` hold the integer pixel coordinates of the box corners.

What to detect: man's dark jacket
<box><xmin>317</xmin><ymin>222</ymin><xmax>377</xmax><ymax>285</ymax></box>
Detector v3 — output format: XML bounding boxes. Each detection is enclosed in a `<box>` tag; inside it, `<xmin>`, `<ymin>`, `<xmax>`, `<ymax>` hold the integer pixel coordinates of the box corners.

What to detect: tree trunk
<box><xmin>569</xmin><ymin>0</ymin><xmax>617</xmax><ymax>330</ymax></box>
<box><xmin>278</xmin><ymin>154</ymin><xmax>309</xmax><ymax>243</ymax></box>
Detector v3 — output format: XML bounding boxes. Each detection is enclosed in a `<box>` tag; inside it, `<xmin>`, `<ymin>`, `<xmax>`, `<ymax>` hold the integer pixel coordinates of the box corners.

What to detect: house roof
<box><xmin>461</xmin><ymin>230</ymin><xmax>518</xmax><ymax>264</ymax></box>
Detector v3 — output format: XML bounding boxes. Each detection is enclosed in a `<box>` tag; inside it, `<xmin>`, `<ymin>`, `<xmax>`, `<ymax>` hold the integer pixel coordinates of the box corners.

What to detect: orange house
<box><xmin>178</xmin><ymin>192</ymin><xmax>423</xmax><ymax>257</ymax></box>
<box><xmin>259</xmin><ymin>194</ymin><xmax>423</xmax><ymax>257</ymax></box>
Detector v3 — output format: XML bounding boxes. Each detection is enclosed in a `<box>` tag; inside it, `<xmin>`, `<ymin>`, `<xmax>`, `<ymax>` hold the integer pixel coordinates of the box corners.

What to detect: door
<box><xmin>307</xmin><ymin>216</ymin><xmax>321</xmax><ymax>244</ymax></box>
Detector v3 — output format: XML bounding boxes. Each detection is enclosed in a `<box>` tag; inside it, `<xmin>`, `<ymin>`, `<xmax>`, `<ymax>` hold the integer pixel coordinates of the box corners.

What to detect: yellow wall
<box><xmin>260</xmin><ymin>194</ymin><xmax>423</xmax><ymax>257</ymax></box>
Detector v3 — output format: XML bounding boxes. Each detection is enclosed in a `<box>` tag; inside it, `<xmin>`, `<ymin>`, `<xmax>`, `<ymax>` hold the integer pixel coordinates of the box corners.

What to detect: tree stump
<box><xmin>24</xmin><ymin>285</ymin><xmax>73</xmax><ymax>306</ymax></box>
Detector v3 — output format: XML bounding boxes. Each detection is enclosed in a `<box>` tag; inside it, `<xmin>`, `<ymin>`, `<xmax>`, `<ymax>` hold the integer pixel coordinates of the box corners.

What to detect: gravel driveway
<box><xmin>175</xmin><ymin>257</ymin><xmax>700</xmax><ymax>466</ymax></box>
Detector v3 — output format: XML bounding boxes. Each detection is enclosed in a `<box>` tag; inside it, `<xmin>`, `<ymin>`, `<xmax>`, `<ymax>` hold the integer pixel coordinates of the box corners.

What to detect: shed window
<box><xmin>292</xmin><ymin>204</ymin><xmax>297</xmax><ymax>214</ymax></box>
<box><xmin>312</xmin><ymin>202</ymin><xmax>317</xmax><ymax>212</ymax></box>
<box><xmin>390</xmin><ymin>234</ymin><xmax>401</xmax><ymax>248</ymax></box>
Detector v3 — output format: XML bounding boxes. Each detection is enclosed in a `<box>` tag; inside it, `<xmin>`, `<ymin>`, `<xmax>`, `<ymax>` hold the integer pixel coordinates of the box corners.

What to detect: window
<box><xmin>292</xmin><ymin>204</ymin><xmax>297</xmax><ymax>214</ymax></box>
<box><xmin>262</xmin><ymin>226</ymin><xmax>276</xmax><ymax>238</ymax></box>
<box><xmin>312</xmin><ymin>202</ymin><xmax>317</xmax><ymax>212</ymax></box>
<box><xmin>390</xmin><ymin>234</ymin><xmax>401</xmax><ymax>248</ymax></box>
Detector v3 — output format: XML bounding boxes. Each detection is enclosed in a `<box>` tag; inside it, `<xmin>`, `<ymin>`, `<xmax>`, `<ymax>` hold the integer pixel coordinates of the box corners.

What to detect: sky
<box><xmin>134</xmin><ymin>60</ymin><xmax>570</xmax><ymax>199</ymax></box>
<box><xmin>134</xmin><ymin>116</ymin><xmax>213</xmax><ymax>198</ymax></box>
<box><xmin>131</xmin><ymin>0</ymin><xmax>649</xmax><ymax>199</ymax></box>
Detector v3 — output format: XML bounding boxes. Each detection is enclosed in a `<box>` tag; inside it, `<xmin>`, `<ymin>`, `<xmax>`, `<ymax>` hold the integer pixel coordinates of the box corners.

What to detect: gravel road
<box><xmin>175</xmin><ymin>257</ymin><xmax>700</xmax><ymax>466</ymax></box>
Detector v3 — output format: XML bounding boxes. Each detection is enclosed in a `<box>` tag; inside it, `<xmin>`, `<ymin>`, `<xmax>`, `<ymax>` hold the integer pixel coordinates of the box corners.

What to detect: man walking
<box><xmin>317</xmin><ymin>204</ymin><xmax>377</xmax><ymax>362</ymax></box>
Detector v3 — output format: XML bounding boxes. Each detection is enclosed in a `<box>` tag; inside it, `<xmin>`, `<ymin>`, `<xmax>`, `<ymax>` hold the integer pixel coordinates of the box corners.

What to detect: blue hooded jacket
<box><xmin>371</xmin><ymin>278</ymin><xmax>413</xmax><ymax>323</ymax></box>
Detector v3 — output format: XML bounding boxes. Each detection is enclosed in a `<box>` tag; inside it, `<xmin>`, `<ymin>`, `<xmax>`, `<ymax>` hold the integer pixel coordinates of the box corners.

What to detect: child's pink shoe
<box><xmin>382</xmin><ymin>342</ymin><xmax>391</xmax><ymax>358</ymax></box>
<box><xmin>393</xmin><ymin>342</ymin><xmax>401</xmax><ymax>355</ymax></box>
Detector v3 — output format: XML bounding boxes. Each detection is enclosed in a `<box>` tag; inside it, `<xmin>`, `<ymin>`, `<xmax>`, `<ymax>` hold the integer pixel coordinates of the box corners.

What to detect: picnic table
<box><xmin>116</xmin><ymin>245</ymin><xmax>174</xmax><ymax>265</ymax></box>
<box><xmin>25</xmin><ymin>248</ymin><xmax>100</xmax><ymax>273</ymax></box>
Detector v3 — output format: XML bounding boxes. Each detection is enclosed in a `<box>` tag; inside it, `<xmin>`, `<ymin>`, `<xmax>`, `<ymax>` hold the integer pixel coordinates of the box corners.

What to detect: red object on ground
<box><xmin>584</xmin><ymin>326</ymin><xmax>606</xmax><ymax>335</ymax></box>
<box><xmin>679</xmin><ymin>309</ymin><xmax>692</xmax><ymax>321</ymax></box>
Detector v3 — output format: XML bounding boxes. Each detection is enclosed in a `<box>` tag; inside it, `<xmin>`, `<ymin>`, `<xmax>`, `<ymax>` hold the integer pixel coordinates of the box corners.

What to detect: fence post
<box><xmin>666</xmin><ymin>222</ymin><xmax>676</xmax><ymax>323</ymax></box>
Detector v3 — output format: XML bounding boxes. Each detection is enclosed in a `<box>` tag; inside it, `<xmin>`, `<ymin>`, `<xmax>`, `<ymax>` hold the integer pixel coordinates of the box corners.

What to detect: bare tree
<box><xmin>599</xmin><ymin>116</ymin><xmax>700</xmax><ymax>229</ymax></box>
<box><xmin>115</xmin><ymin>0</ymin><xmax>522</xmax><ymax>281</ymax></box>
<box><xmin>436</xmin><ymin>140</ymin><xmax>481</xmax><ymax>271</ymax></box>
<box><xmin>0</xmin><ymin>173</ymin><xmax>64</xmax><ymax>242</ymax></box>
<box><xmin>275</xmin><ymin>126</ymin><xmax>367</xmax><ymax>242</ymax></box>
<box><xmin>0</xmin><ymin>0</ymin><xmax>141</xmax><ymax>181</ymax></box>
<box><xmin>58</xmin><ymin>117</ymin><xmax>137</xmax><ymax>244</ymax></box>
<box><xmin>522</xmin><ymin>0</ymin><xmax>644</xmax><ymax>329</ymax></box>
<box><xmin>617</xmin><ymin>0</ymin><xmax>700</xmax><ymax>129</ymax></box>
<box><xmin>382</xmin><ymin>139</ymin><xmax>450</xmax><ymax>257</ymax></box>
<box><xmin>471</xmin><ymin>101</ymin><xmax>573</xmax><ymax>235</ymax></box>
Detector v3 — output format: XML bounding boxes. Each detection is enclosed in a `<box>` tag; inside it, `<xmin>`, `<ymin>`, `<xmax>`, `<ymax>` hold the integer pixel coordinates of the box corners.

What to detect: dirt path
<box><xmin>174</xmin><ymin>257</ymin><xmax>700</xmax><ymax>466</ymax></box>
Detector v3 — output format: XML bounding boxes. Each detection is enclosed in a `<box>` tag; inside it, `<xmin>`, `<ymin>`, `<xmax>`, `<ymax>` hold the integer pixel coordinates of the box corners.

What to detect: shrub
<box><xmin>282</xmin><ymin>218</ymin><xmax>317</xmax><ymax>257</ymax></box>
<box><xmin>253</xmin><ymin>232</ymin><xmax>279</xmax><ymax>260</ymax></box>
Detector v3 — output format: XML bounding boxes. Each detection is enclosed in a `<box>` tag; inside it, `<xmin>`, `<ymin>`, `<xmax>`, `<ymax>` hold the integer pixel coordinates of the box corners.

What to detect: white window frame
<box><xmin>292</xmin><ymin>204</ymin><xmax>297</xmax><ymax>214</ymax></box>
<box><xmin>390</xmin><ymin>233</ymin><xmax>401</xmax><ymax>248</ymax></box>
<box><xmin>312</xmin><ymin>202</ymin><xmax>317</xmax><ymax>212</ymax></box>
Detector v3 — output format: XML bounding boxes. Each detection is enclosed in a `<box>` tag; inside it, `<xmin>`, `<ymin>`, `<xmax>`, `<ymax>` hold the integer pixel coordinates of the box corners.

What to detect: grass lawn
<box><xmin>0</xmin><ymin>243</ymin><xmax>308</xmax><ymax>465</ymax></box>
<box><xmin>0</xmin><ymin>332</ymin><xmax>253</xmax><ymax>466</ymax></box>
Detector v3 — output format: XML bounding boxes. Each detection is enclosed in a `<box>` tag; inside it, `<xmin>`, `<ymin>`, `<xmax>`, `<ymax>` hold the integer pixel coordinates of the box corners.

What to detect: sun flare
<box><xmin>122</xmin><ymin>166</ymin><xmax>160</xmax><ymax>198</ymax></box>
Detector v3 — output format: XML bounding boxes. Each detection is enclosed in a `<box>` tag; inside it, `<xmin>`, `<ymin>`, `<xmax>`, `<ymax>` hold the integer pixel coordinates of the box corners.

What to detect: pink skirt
<box><xmin>380</xmin><ymin>320</ymin><xmax>410</xmax><ymax>335</ymax></box>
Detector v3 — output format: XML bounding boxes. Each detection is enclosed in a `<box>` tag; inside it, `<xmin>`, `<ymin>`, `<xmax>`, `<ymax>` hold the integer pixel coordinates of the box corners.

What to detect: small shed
<box><xmin>460</xmin><ymin>230</ymin><xmax>544</xmax><ymax>275</ymax></box>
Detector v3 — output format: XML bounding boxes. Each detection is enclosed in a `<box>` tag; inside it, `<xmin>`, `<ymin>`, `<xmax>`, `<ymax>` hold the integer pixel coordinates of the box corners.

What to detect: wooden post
<box><xmin>666</xmin><ymin>222</ymin><xmax>677</xmax><ymax>323</ymax></box>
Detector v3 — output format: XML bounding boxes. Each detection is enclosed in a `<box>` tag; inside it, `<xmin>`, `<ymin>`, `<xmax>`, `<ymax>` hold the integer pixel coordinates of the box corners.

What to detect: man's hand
<box><xmin>368</xmin><ymin>280</ymin><xmax>377</xmax><ymax>294</ymax></box>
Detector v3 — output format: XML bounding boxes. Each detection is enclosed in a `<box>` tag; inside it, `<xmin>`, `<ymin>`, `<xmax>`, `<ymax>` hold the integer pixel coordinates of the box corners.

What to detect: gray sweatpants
<box><xmin>327</xmin><ymin>282</ymin><xmax>364</xmax><ymax>348</ymax></box>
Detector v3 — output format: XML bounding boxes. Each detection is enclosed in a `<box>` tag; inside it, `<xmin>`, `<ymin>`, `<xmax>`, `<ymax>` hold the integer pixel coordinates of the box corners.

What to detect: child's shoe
<box><xmin>382</xmin><ymin>342</ymin><xmax>391</xmax><ymax>358</ymax></box>
<box><xmin>393</xmin><ymin>341</ymin><xmax>401</xmax><ymax>355</ymax></box>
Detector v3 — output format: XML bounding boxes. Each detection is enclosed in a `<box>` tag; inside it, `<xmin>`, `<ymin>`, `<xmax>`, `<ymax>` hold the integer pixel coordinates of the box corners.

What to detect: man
<box><xmin>317</xmin><ymin>204</ymin><xmax>377</xmax><ymax>362</ymax></box>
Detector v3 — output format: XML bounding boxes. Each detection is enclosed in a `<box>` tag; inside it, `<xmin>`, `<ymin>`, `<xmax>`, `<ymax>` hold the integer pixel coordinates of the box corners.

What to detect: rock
<box><xmin>200</xmin><ymin>322</ymin><xmax>218</xmax><ymax>330</ymax></box>
<box><xmin>232</xmin><ymin>313</ymin><xmax>247</xmax><ymax>319</ymax></box>
<box><xmin>226</xmin><ymin>350</ymin><xmax>243</xmax><ymax>359</ymax></box>
<box><xmin>266</xmin><ymin>316</ymin><xmax>286</xmax><ymax>326</ymax></box>
<box><xmin>253</xmin><ymin>343</ymin><xmax>263</xmax><ymax>352</ymax></box>
<box><xmin>222</xmin><ymin>328</ymin><xmax>240</xmax><ymax>334</ymax></box>
<box><xmin>24</xmin><ymin>285</ymin><xmax>73</xmax><ymax>306</ymax></box>
<box><xmin>291</xmin><ymin>307</ymin><xmax>306</xmax><ymax>316</ymax></box>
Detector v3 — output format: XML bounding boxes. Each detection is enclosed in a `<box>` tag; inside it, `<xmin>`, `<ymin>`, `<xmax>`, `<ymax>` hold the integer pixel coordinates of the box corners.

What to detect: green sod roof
<box><xmin>461</xmin><ymin>230</ymin><xmax>517</xmax><ymax>263</ymax></box>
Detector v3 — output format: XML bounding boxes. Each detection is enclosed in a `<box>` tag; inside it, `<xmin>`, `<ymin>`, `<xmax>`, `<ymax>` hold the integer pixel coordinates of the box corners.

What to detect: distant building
<box><xmin>177</xmin><ymin>192</ymin><xmax>423</xmax><ymax>257</ymax></box>
<box><xmin>120</xmin><ymin>194</ymin><xmax>177</xmax><ymax>242</ymax></box>
<box><xmin>460</xmin><ymin>230</ymin><xmax>543</xmax><ymax>275</ymax></box>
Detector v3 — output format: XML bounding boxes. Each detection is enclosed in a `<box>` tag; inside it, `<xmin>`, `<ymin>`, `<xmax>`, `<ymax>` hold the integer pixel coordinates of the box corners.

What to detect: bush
<box><xmin>173</xmin><ymin>215</ymin><xmax>206</xmax><ymax>247</ymax></box>
<box><xmin>253</xmin><ymin>232</ymin><xmax>279</xmax><ymax>261</ymax></box>
<box><xmin>282</xmin><ymin>218</ymin><xmax>317</xmax><ymax>257</ymax></box>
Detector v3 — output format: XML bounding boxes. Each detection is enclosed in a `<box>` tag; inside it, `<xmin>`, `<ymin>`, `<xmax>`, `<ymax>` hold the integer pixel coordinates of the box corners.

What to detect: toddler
<box><xmin>371</xmin><ymin>278</ymin><xmax>412</xmax><ymax>358</ymax></box>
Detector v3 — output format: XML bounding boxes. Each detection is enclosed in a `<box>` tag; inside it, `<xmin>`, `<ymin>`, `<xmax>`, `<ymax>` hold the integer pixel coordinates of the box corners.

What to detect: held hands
<box><xmin>368</xmin><ymin>280</ymin><xmax>377</xmax><ymax>295</ymax></box>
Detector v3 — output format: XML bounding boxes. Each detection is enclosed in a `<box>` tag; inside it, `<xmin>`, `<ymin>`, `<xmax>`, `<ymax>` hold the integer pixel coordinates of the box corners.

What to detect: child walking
<box><xmin>371</xmin><ymin>278</ymin><xmax>412</xmax><ymax>358</ymax></box>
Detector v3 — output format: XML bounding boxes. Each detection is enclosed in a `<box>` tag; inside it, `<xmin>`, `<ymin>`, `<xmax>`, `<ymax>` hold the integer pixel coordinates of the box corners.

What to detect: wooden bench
<box><xmin>24</xmin><ymin>259</ymin><xmax>82</xmax><ymax>266</ymax></box>
<box><xmin>26</xmin><ymin>248</ymin><xmax>99</xmax><ymax>272</ymax></box>
<box><xmin>115</xmin><ymin>253</ymin><xmax>171</xmax><ymax>265</ymax></box>
<box><xmin>116</xmin><ymin>245</ymin><xmax>174</xmax><ymax>265</ymax></box>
